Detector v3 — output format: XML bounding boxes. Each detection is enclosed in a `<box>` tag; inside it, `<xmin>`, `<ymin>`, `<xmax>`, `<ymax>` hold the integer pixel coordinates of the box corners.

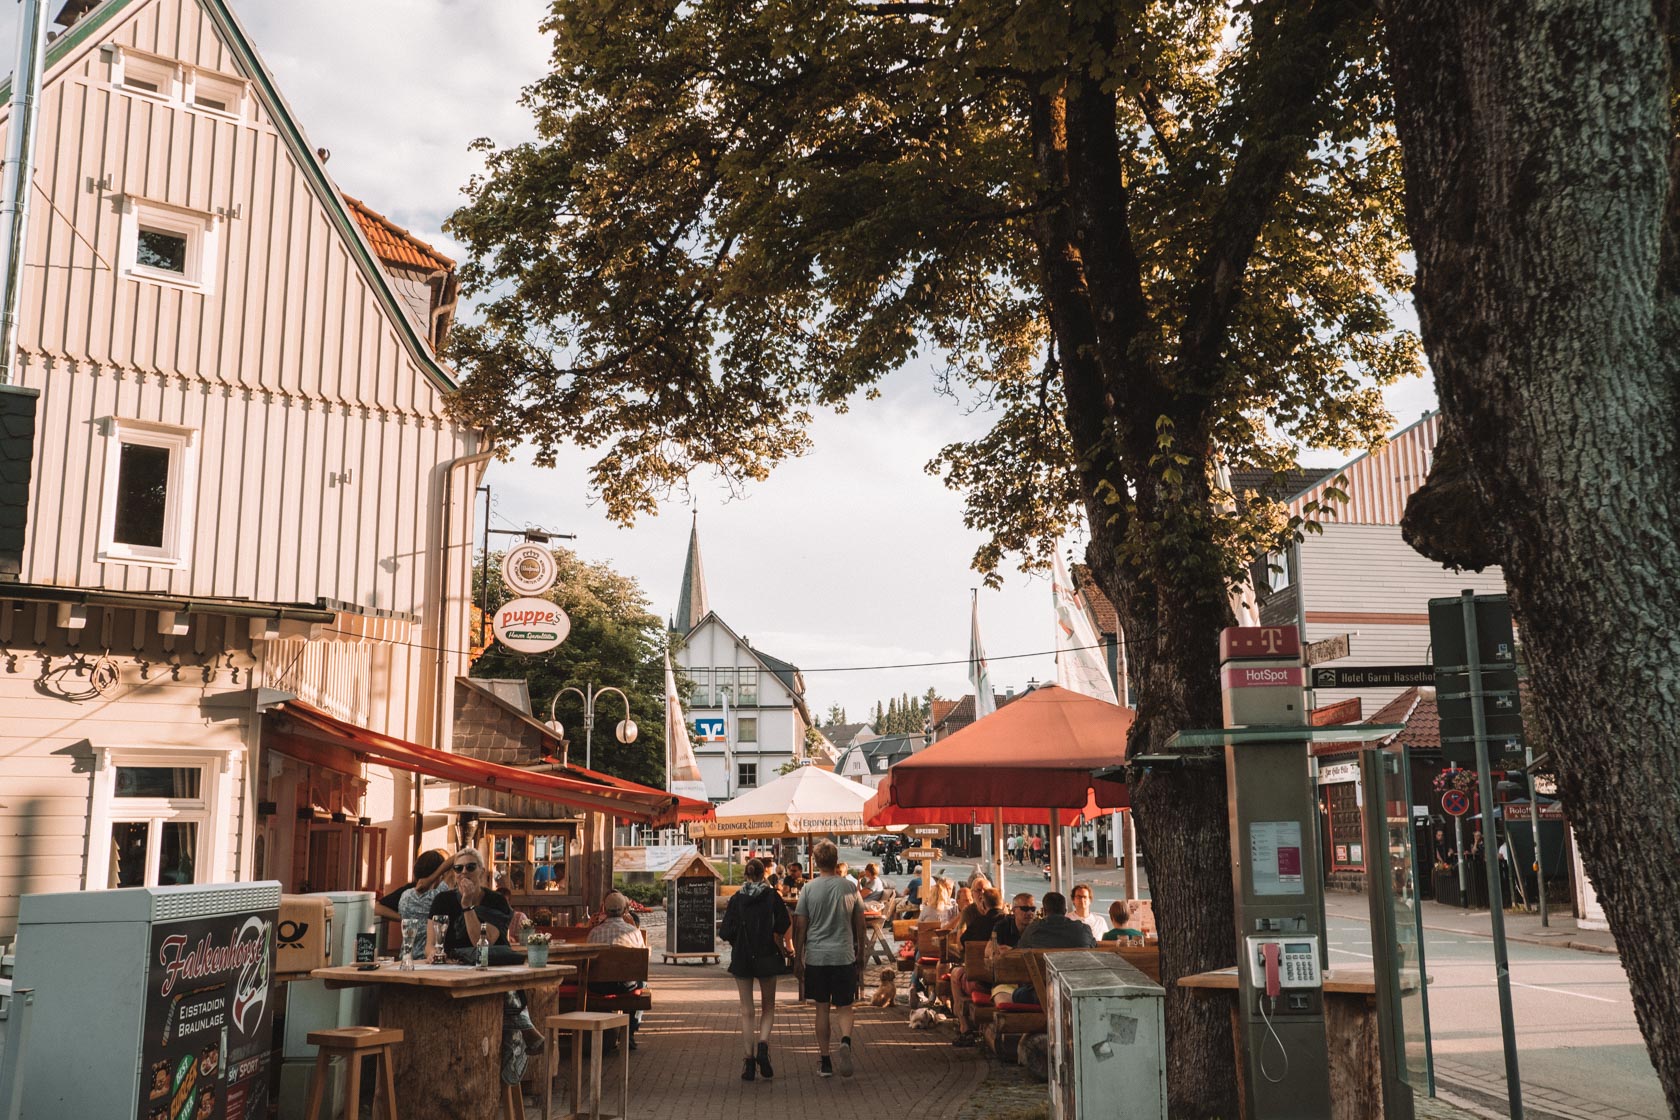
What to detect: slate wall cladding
<box><xmin>0</xmin><ymin>384</ymin><xmax>39</xmax><ymax>576</ymax></box>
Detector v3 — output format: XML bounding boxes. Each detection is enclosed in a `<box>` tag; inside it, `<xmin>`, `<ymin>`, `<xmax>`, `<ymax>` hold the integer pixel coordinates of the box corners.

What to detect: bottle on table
<box><xmin>476</xmin><ymin>925</ymin><xmax>490</xmax><ymax>970</ymax></box>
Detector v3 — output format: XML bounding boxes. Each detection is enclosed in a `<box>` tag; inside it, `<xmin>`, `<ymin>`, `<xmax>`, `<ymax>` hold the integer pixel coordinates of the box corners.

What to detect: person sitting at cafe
<box><xmin>384</xmin><ymin>848</ymin><xmax>451</xmax><ymax>960</ymax></box>
<box><xmin>857</xmin><ymin>863</ymin><xmax>884</xmax><ymax>901</ymax></box>
<box><xmin>948</xmin><ymin>887</ymin><xmax>1007</xmax><ymax>1047</ymax></box>
<box><xmin>946</xmin><ymin>885</ymin><xmax>973</xmax><ymax>935</ymax></box>
<box><xmin>1069</xmin><ymin>883</ymin><xmax>1110</xmax><ymax>940</ymax></box>
<box><xmin>586</xmin><ymin>892</ymin><xmax>648</xmax><ymax>1050</ymax></box>
<box><xmin>1102</xmin><ymin>899</ymin><xmax>1156</xmax><ymax>941</ymax></box>
<box><xmin>1019</xmin><ymin>892</ymin><xmax>1097</xmax><ymax>950</ymax></box>
<box><xmin>985</xmin><ymin>892</ymin><xmax>1037</xmax><ymax>1003</ymax></box>
<box><xmin>921</xmin><ymin>877</ymin><xmax>957</xmax><ymax>926</ymax></box>
<box><xmin>431</xmin><ymin>849</ymin><xmax>545</xmax><ymax>1056</ymax></box>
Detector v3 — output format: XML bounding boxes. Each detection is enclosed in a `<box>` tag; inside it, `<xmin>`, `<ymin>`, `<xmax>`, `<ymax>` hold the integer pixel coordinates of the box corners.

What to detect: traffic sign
<box><xmin>1311</xmin><ymin>665</ymin><xmax>1433</xmax><ymax>690</ymax></box>
<box><xmin>1430</xmin><ymin>595</ymin><xmax>1524</xmax><ymax>769</ymax></box>
<box><xmin>1442</xmin><ymin>790</ymin><xmax>1470</xmax><ymax>817</ymax></box>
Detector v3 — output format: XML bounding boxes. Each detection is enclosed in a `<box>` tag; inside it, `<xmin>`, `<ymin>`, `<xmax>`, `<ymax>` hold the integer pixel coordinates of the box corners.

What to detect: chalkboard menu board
<box><xmin>666</xmin><ymin>876</ymin><xmax>716</xmax><ymax>955</ymax></box>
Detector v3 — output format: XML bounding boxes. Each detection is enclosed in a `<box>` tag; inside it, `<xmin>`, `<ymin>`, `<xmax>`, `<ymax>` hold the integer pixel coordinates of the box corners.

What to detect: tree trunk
<box><xmin>1384</xmin><ymin>2</ymin><xmax>1680</xmax><ymax>1111</ymax></box>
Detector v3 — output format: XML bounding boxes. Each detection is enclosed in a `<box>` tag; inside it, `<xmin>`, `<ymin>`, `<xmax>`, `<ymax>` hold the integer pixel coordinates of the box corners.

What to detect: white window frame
<box><xmin>97</xmin><ymin>417</ymin><xmax>198</xmax><ymax>569</ymax></box>
<box><xmin>736</xmin><ymin>716</ymin><xmax>758</xmax><ymax>743</ymax></box>
<box><xmin>737</xmin><ymin>762</ymin><xmax>758</xmax><ymax>790</ymax></box>
<box><xmin>184</xmin><ymin>66</ymin><xmax>248</xmax><ymax>119</ymax></box>
<box><xmin>84</xmin><ymin>747</ymin><xmax>239</xmax><ymax>890</ymax></box>
<box><xmin>109</xmin><ymin>45</ymin><xmax>181</xmax><ymax>102</ymax></box>
<box><xmin>1266</xmin><ymin>547</ymin><xmax>1294</xmax><ymax>593</ymax></box>
<box><xmin>118</xmin><ymin>195</ymin><xmax>219</xmax><ymax>292</ymax></box>
<box><xmin>737</xmin><ymin>668</ymin><xmax>758</xmax><ymax>705</ymax></box>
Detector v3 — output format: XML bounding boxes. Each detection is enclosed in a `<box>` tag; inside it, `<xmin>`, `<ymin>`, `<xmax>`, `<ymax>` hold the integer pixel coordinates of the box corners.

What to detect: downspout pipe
<box><xmin>0</xmin><ymin>0</ymin><xmax>50</xmax><ymax>386</ymax></box>
<box><xmin>417</xmin><ymin>442</ymin><xmax>494</xmax><ymax>856</ymax></box>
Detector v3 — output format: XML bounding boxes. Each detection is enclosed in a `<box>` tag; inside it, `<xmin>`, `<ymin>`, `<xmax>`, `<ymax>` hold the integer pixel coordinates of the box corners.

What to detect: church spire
<box><xmin>675</xmin><ymin>510</ymin><xmax>709</xmax><ymax>633</ymax></box>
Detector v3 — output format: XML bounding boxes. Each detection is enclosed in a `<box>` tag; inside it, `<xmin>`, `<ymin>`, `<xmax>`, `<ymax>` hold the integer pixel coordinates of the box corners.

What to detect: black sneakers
<box><xmin>756</xmin><ymin>1041</ymin><xmax>774</xmax><ymax>1079</ymax></box>
<box><xmin>742</xmin><ymin>1056</ymin><xmax>756</xmax><ymax>1082</ymax></box>
<box><xmin>818</xmin><ymin>1055</ymin><xmax>834</xmax><ymax>1078</ymax></box>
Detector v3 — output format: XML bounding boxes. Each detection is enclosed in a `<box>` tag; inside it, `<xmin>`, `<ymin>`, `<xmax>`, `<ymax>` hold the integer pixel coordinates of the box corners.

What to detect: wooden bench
<box><xmin>553</xmin><ymin>946</ymin><xmax>652</xmax><ymax>1014</ymax></box>
<box><xmin>950</xmin><ymin>941</ymin><xmax>995</xmax><ymax>1032</ymax></box>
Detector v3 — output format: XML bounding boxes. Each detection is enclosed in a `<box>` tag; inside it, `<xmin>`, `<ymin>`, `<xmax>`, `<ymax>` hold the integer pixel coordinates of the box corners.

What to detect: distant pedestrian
<box><xmin>795</xmin><ymin>840</ymin><xmax>865</xmax><ymax>1078</ymax></box>
<box><xmin>1031</xmin><ymin>833</ymin><xmax>1045</xmax><ymax>865</ymax></box>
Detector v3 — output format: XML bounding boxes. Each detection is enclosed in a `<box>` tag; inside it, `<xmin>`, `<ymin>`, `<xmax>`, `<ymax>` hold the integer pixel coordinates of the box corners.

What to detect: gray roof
<box><xmin>674</xmin><ymin>513</ymin><xmax>709</xmax><ymax>633</ymax></box>
<box><xmin>471</xmin><ymin>678</ymin><xmax>533</xmax><ymax>715</ymax></box>
<box><xmin>821</xmin><ymin>722</ymin><xmax>876</xmax><ymax>751</ymax></box>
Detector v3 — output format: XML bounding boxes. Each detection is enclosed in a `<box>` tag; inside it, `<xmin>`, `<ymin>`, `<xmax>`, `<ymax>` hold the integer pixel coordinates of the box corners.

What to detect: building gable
<box><xmin>1</xmin><ymin>0</ymin><xmax>457</xmax><ymax>411</ymax></box>
<box><xmin>1286</xmin><ymin>413</ymin><xmax>1442</xmax><ymax>526</ymax></box>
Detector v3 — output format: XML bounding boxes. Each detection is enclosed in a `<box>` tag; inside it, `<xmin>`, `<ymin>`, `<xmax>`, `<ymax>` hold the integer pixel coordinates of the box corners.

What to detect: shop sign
<box><xmin>694</xmin><ymin>717</ymin><xmax>726</xmax><ymax>742</ymax></box>
<box><xmin>140</xmin><ymin>910</ymin><xmax>276</xmax><ymax>1120</ymax></box>
<box><xmin>501</xmin><ymin>544</ymin><xmax>559</xmax><ymax>596</ymax></box>
<box><xmin>1317</xmin><ymin>761</ymin><xmax>1360</xmax><ymax>786</ymax></box>
<box><xmin>493</xmin><ymin>597</ymin><xmax>570</xmax><ymax>654</ymax></box>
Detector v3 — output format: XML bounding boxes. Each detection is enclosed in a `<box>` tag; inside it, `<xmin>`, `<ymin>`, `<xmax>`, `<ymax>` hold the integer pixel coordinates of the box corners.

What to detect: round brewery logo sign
<box><xmin>493</xmin><ymin>597</ymin><xmax>570</xmax><ymax>654</ymax></box>
<box><xmin>501</xmin><ymin>543</ymin><xmax>559</xmax><ymax>596</ymax></box>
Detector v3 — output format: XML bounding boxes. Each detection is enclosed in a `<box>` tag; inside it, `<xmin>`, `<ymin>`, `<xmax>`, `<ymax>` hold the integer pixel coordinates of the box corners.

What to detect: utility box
<box><xmin>1046</xmin><ymin>951</ymin><xmax>1166</xmax><ymax>1120</ymax></box>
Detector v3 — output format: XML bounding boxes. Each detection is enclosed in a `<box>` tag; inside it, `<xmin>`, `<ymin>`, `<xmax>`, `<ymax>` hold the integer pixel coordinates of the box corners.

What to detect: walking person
<box><xmin>720</xmin><ymin>858</ymin><xmax>791</xmax><ymax>1081</ymax></box>
<box><xmin>794</xmin><ymin>840</ymin><xmax>865</xmax><ymax>1078</ymax></box>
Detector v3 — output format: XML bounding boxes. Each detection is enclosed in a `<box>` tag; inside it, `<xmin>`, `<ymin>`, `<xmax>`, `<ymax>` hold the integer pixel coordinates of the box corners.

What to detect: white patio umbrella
<box><xmin>691</xmin><ymin>765</ymin><xmax>887</xmax><ymax>838</ymax></box>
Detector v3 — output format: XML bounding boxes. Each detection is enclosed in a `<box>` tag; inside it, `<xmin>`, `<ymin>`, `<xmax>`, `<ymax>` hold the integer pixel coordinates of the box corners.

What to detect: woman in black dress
<box><xmin>719</xmin><ymin>858</ymin><xmax>791</xmax><ymax>1081</ymax></box>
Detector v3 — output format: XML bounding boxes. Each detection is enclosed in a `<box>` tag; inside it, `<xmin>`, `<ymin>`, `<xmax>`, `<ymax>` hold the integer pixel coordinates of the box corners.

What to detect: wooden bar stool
<box><xmin>303</xmin><ymin>1026</ymin><xmax>403</xmax><ymax>1120</ymax></box>
<box><xmin>542</xmin><ymin>1011</ymin><xmax>629</xmax><ymax>1120</ymax></box>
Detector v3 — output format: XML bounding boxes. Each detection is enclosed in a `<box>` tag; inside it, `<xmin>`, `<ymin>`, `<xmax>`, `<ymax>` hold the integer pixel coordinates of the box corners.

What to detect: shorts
<box><xmin>804</xmin><ymin>963</ymin><xmax>858</xmax><ymax>1007</ymax></box>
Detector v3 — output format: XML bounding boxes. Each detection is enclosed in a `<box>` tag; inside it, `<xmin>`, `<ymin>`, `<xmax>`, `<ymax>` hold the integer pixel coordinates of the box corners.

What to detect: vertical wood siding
<box><xmin>0</xmin><ymin>0</ymin><xmax>475</xmax><ymax>618</ymax></box>
<box><xmin>1289</xmin><ymin>413</ymin><xmax>1443</xmax><ymax>525</ymax></box>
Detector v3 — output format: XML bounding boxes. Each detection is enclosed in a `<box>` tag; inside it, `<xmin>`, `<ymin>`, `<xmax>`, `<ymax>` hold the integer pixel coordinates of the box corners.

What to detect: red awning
<box><xmin>882</xmin><ymin>685</ymin><xmax>1131</xmax><ymax>811</ymax></box>
<box><xmin>863</xmin><ymin>773</ymin><xmax>1108</xmax><ymax>827</ymax></box>
<box><xmin>268</xmin><ymin>702</ymin><xmax>705</xmax><ymax>827</ymax></box>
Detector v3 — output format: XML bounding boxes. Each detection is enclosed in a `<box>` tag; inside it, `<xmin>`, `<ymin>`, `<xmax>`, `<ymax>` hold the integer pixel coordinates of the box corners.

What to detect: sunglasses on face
<box><xmin>454</xmin><ymin>863</ymin><xmax>479</xmax><ymax>873</ymax></box>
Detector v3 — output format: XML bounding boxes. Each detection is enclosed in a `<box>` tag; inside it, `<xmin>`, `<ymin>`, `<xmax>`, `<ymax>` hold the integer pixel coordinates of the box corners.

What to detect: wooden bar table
<box><xmin>1177</xmin><ymin>967</ymin><xmax>1410</xmax><ymax>1120</ymax></box>
<box><xmin>313</xmin><ymin>949</ymin><xmax>602</xmax><ymax>1120</ymax></box>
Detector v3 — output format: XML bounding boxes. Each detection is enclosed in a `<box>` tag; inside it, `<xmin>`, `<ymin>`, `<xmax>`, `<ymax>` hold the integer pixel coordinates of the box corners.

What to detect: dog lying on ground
<box><xmin>908</xmin><ymin>1007</ymin><xmax>939</xmax><ymax>1030</ymax></box>
<box><xmin>870</xmin><ymin>969</ymin><xmax>897</xmax><ymax>1007</ymax></box>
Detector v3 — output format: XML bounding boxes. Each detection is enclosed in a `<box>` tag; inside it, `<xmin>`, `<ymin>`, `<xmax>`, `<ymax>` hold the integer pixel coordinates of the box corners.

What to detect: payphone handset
<box><xmin>1245</xmin><ymin>936</ymin><xmax>1322</xmax><ymax>991</ymax></box>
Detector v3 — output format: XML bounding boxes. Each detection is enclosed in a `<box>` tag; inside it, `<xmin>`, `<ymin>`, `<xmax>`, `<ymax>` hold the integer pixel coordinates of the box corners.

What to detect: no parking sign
<box><xmin>1442</xmin><ymin>789</ymin><xmax>1470</xmax><ymax>817</ymax></box>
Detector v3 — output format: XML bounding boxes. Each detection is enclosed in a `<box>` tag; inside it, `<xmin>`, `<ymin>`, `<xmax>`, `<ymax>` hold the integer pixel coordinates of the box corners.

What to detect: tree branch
<box><xmin>1176</xmin><ymin>0</ymin><xmax>1375</xmax><ymax>395</ymax></box>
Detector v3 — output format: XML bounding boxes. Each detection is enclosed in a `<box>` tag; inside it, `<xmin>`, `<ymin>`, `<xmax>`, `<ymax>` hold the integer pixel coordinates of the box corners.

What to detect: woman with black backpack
<box><xmin>720</xmin><ymin>857</ymin><xmax>792</xmax><ymax>1081</ymax></box>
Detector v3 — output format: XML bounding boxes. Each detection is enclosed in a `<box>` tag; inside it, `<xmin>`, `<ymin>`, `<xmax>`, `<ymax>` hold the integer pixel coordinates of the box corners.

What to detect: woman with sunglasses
<box><xmin>430</xmin><ymin>849</ymin><xmax>547</xmax><ymax>1061</ymax></box>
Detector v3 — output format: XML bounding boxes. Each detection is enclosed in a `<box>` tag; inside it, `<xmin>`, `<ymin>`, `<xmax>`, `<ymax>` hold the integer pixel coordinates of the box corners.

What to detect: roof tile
<box><xmin>344</xmin><ymin>194</ymin><xmax>454</xmax><ymax>273</ymax></box>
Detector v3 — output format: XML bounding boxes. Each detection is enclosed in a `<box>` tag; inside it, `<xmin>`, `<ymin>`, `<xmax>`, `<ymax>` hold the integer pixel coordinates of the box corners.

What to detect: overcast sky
<box><xmin>6</xmin><ymin>1</ymin><xmax>1440</xmax><ymax>722</ymax></box>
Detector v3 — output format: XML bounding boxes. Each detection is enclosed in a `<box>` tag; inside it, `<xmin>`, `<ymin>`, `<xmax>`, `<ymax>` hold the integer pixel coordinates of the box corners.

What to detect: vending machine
<box><xmin>12</xmin><ymin>881</ymin><xmax>279</xmax><ymax>1120</ymax></box>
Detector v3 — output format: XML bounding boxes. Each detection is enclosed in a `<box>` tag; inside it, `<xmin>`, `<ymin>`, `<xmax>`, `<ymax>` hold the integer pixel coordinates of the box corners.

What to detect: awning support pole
<box><xmin>993</xmin><ymin>807</ymin><xmax>1005</xmax><ymax>895</ymax></box>
<box><xmin>1122</xmin><ymin>809</ymin><xmax>1139</xmax><ymax>900</ymax></box>
<box><xmin>1048</xmin><ymin>811</ymin><xmax>1063</xmax><ymax>895</ymax></box>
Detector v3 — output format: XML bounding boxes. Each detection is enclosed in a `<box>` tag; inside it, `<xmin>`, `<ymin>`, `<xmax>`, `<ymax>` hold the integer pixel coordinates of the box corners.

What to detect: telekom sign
<box><xmin>1219</xmin><ymin>626</ymin><xmax>1302</xmax><ymax>661</ymax></box>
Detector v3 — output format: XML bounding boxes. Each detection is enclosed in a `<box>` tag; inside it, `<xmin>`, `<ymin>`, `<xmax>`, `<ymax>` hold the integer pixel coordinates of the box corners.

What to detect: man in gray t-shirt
<box><xmin>794</xmin><ymin>841</ymin><xmax>864</xmax><ymax>1078</ymax></box>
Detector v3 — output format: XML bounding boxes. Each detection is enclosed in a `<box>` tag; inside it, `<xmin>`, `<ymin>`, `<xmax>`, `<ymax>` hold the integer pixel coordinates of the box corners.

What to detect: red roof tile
<box><xmin>344</xmin><ymin>194</ymin><xmax>454</xmax><ymax>273</ymax></box>
<box><xmin>1072</xmin><ymin>564</ymin><xmax>1119</xmax><ymax>637</ymax></box>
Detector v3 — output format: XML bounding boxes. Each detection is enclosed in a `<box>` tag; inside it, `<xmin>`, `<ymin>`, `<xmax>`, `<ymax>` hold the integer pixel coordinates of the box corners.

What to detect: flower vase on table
<box><xmin>526</xmin><ymin>932</ymin><xmax>551</xmax><ymax>967</ymax></box>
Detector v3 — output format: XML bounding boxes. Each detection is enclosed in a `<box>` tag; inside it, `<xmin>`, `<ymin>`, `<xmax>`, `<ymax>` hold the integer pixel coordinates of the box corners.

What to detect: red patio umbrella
<box><xmin>862</xmin><ymin>774</ymin><xmax>1103</xmax><ymax>827</ymax></box>
<box><xmin>881</xmin><ymin>685</ymin><xmax>1131</xmax><ymax>812</ymax></box>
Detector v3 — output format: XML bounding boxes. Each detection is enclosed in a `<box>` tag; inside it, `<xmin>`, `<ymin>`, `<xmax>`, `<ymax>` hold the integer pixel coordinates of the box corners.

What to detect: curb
<box><xmin>1327</xmin><ymin>906</ymin><xmax>1621</xmax><ymax>958</ymax></box>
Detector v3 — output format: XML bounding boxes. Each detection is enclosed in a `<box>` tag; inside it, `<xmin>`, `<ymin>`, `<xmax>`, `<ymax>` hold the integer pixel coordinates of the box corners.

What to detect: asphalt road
<box><xmin>1326</xmin><ymin>915</ymin><xmax>1667</xmax><ymax>1120</ymax></box>
<box><xmin>832</xmin><ymin>843</ymin><xmax>1667</xmax><ymax>1119</ymax></box>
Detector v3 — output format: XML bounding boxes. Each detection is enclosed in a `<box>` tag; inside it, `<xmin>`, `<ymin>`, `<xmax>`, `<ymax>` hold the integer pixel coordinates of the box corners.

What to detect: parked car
<box><xmin>863</xmin><ymin>834</ymin><xmax>901</xmax><ymax>856</ymax></box>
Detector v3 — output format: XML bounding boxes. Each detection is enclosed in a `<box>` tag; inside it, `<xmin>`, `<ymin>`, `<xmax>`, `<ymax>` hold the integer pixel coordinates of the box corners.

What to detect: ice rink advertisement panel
<box><xmin>138</xmin><ymin>908</ymin><xmax>277</xmax><ymax>1120</ymax></box>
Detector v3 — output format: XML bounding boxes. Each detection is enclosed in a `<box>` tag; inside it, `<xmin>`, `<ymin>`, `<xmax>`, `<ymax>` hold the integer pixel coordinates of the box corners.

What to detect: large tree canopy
<box><xmin>1383</xmin><ymin>0</ymin><xmax>1680</xmax><ymax>1109</ymax></box>
<box><xmin>447</xmin><ymin>0</ymin><xmax>1416</xmax><ymax>1110</ymax></box>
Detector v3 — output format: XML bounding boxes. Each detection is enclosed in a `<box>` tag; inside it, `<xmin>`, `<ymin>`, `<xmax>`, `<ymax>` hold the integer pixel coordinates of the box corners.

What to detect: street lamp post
<box><xmin>548</xmin><ymin>683</ymin><xmax>638</xmax><ymax>772</ymax></box>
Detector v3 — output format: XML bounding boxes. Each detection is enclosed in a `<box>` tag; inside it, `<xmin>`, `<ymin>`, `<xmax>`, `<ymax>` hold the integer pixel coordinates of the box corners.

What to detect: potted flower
<box><xmin>526</xmin><ymin>931</ymin><xmax>552</xmax><ymax>967</ymax></box>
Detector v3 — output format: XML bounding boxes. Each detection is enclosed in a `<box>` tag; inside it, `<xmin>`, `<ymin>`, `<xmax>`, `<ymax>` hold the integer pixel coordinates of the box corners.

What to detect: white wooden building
<box><xmin>0</xmin><ymin>0</ymin><xmax>485</xmax><ymax>937</ymax></box>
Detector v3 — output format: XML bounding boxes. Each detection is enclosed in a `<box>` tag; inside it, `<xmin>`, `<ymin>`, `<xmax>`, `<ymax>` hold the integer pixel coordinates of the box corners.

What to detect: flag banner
<box><xmin>970</xmin><ymin>592</ymin><xmax>996</xmax><ymax>719</ymax></box>
<box><xmin>1052</xmin><ymin>553</ymin><xmax>1120</xmax><ymax>704</ymax></box>
<box><xmin>665</xmin><ymin>656</ymin><xmax>708</xmax><ymax>800</ymax></box>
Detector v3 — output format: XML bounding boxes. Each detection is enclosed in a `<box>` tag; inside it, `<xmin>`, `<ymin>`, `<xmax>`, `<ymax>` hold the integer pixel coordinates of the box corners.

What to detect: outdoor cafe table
<box><xmin>312</xmin><ymin>947</ymin><xmax>603</xmax><ymax>1120</ymax></box>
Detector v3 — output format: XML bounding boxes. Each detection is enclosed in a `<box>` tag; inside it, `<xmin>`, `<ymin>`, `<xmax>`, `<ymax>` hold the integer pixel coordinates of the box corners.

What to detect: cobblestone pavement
<box><xmin>1429</xmin><ymin>1057</ymin><xmax>1656</xmax><ymax>1120</ymax></box>
<box><xmin>522</xmin><ymin>960</ymin><xmax>989</xmax><ymax>1119</ymax></box>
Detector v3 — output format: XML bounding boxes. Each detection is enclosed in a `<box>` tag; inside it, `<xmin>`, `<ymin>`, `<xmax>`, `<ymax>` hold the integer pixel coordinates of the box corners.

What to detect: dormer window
<box><xmin>110</xmin><ymin>46</ymin><xmax>180</xmax><ymax>101</ymax></box>
<box><xmin>187</xmin><ymin>67</ymin><xmax>247</xmax><ymax>119</ymax></box>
